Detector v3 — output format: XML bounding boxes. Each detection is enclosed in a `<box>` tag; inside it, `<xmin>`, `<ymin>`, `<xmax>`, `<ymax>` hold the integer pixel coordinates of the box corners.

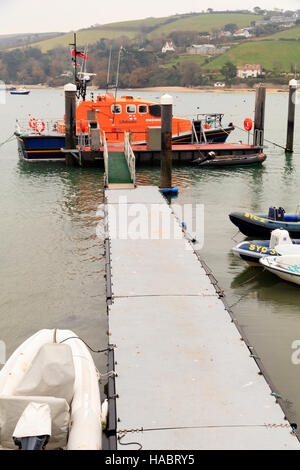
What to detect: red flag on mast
<box><xmin>71</xmin><ymin>48</ymin><xmax>88</xmax><ymax>60</ymax></box>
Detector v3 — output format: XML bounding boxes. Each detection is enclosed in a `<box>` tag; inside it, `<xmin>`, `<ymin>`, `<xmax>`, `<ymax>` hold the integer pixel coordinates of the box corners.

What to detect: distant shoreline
<box><xmin>132</xmin><ymin>86</ymin><xmax>288</xmax><ymax>94</ymax></box>
<box><xmin>7</xmin><ymin>84</ymin><xmax>289</xmax><ymax>94</ymax></box>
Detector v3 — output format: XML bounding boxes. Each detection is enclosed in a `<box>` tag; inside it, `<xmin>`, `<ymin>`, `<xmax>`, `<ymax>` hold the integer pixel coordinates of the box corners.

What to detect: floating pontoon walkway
<box><xmin>105</xmin><ymin>186</ymin><xmax>299</xmax><ymax>450</ymax></box>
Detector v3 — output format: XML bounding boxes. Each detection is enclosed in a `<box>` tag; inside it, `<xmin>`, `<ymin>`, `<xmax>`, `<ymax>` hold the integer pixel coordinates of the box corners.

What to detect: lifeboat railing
<box><xmin>200</xmin><ymin>121</ymin><xmax>208</xmax><ymax>144</ymax></box>
<box><xmin>103</xmin><ymin>131</ymin><xmax>109</xmax><ymax>188</ymax></box>
<box><xmin>124</xmin><ymin>132</ymin><xmax>136</xmax><ymax>187</ymax></box>
<box><xmin>15</xmin><ymin>118</ymin><xmax>62</xmax><ymax>135</ymax></box>
<box><xmin>15</xmin><ymin>118</ymin><xmax>95</xmax><ymax>137</ymax></box>
<box><xmin>78</xmin><ymin>131</ymin><xmax>86</xmax><ymax>149</ymax></box>
<box><xmin>196</xmin><ymin>113</ymin><xmax>224</xmax><ymax>129</ymax></box>
<box><xmin>192</xmin><ymin>120</ymin><xmax>199</xmax><ymax>145</ymax></box>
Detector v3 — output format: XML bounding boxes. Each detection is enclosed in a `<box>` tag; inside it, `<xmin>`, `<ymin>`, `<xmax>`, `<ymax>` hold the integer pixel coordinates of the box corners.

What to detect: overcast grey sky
<box><xmin>1</xmin><ymin>0</ymin><xmax>300</xmax><ymax>34</ymax></box>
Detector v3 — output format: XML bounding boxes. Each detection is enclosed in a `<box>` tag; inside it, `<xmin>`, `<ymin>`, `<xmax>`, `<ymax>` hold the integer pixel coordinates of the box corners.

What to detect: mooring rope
<box><xmin>58</xmin><ymin>336</ymin><xmax>115</xmax><ymax>354</ymax></box>
<box><xmin>234</xmin><ymin>125</ymin><xmax>287</xmax><ymax>151</ymax></box>
<box><xmin>0</xmin><ymin>133</ymin><xmax>15</xmax><ymax>148</ymax></box>
<box><xmin>118</xmin><ymin>433</ymin><xmax>143</xmax><ymax>450</ymax></box>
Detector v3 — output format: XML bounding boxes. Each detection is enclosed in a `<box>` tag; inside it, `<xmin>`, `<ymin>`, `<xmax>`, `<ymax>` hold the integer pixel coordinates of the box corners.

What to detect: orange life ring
<box><xmin>203</xmin><ymin>124</ymin><xmax>210</xmax><ymax>129</ymax></box>
<box><xmin>244</xmin><ymin>118</ymin><xmax>253</xmax><ymax>132</ymax></box>
<box><xmin>29</xmin><ymin>117</ymin><xmax>37</xmax><ymax>129</ymax></box>
<box><xmin>39</xmin><ymin>121</ymin><xmax>45</xmax><ymax>133</ymax></box>
<box><xmin>33</xmin><ymin>121</ymin><xmax>45</xmax><ymax>134</ymax></box>
<box><xmin>29</xmin><ymin>118</ymin><xmax>45</xmax><ymax>133</ymax></box>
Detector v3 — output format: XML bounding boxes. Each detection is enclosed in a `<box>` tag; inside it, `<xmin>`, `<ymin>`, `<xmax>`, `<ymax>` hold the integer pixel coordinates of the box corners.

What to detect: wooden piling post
<box><xmin>286</xmin><ymin>79</ymin><xmax>297</xmax><ymax>153</ymax></box>
<box><xmin>253</xmin><ymin>85</ymin><xmax>266</xmax><ymax>148</ymax></box>
<box><xmin>160</xmin><ymin>94</ymin><xmax>173</xmax><ymax>189</ymax></box>
<box><xmin>64</xmin><ymin>83</ymin><xmax>77</xmax><ymax>166</ymax></box>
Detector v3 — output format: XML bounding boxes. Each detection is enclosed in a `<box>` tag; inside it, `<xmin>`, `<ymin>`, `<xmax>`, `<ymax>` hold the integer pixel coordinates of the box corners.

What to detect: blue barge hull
<box><xmin>16</xmin><ymin>134</ymin><xmax>66</xmax><ymax>161</ymax></box>
<box><xmin>16</xmin><ymin>126</ymin><xmax>233</xmax><ymax>162</ymax></box>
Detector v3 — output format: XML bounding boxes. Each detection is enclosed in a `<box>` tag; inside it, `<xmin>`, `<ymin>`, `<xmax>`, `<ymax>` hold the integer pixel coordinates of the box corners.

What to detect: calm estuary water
<box><xmin>1</xmin><ymin>88</ymin><xmax>300</xmax><ymax>437</ymax></box>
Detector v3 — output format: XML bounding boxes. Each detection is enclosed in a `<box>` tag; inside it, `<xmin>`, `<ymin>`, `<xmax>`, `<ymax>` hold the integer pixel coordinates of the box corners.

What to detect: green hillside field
<box><xmin>32</xmin><ymin>29</ymin><xmax>137</xmax><ymax>52</ymax></box>
<box><xmin>263</xmin><ymin>25</ymin><xmax>300</xmax><ymax>40</ymax></box>
<box><xmin>21</xmin><ymin>16</ymin><xmax>184</xmax><ymax>52</ymax></box>
<box><xmin>203</xmin><ymin>40</ymin><xmax>300</xmax><ymax>71</ymax></box>
<box><xmin>149</xmin><ymin>13</ymin><xmax>261</xmax><ymax>37</ymax></box>
<box><xmin>164</xmin><ymin>54</ymin><xmax>207</xmax><ymax>68</ymax></box>
<box><xmin>24</xmin><ymin>13</ymin><xmax>262</xmax><ymax>52</ymax></box>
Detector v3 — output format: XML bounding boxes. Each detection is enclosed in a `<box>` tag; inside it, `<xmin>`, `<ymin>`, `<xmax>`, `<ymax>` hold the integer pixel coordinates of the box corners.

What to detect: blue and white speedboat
<box><xmin>232</xmin><ymin>229</ymin><xmax>300</xmax><ymax>266</ymax></box>
<box><xmin>229</xmin><ymin>207</ymin><xmax>300</xmax><ymax>238</ymax></box>
<box><xmin>260</xmin><ymin>254</ymin><xmax>300</xmax><ymax>286</ymax></box>
<box><xmin>10</xmin><ymin>87</ymin><xmax>30</xmax><ymax>95</ymax></box>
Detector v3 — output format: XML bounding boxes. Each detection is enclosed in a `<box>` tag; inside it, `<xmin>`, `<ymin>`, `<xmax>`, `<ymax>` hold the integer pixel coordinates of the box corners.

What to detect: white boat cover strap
<box><xmin>13</xmin><ymin>402</ymin><xmax>51</xmax><ymax>439</ymax></box>
<box><xmin>14</xmin><ymin>343</ymin><xmax>75</xmax><ymax>405</ymax></box>
<box><xmin>0</xmin><ymin>396</ymin><xmax>69</xmax><ymax>450</ymax></box>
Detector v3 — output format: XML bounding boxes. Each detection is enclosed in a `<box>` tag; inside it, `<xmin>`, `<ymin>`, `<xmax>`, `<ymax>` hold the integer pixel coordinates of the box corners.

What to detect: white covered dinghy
<box><xmin>0</xmin><ymin>329</ymin><xmax>102</xmax><ymax>450</ymax></box>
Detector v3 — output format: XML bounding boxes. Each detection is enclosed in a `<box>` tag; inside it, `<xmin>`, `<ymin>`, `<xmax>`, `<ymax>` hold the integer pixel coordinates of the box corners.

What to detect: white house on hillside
<box><xmin>162</xmin><ymin>41</ymin><xmax>175</xmax><ymax>53</ymax></box>
<box><xmin>219</xmin><ymin>30</ymin><xmax>232</xmax><ymax>38</ymax></box>
<box><xmin>237</xmin><ymin>64</ymin><xmax>262</xmax><ymax>78</ymax></box>
<box><xmin>186</xmin><ymin>44</ymin><xmax>217</xmax><ymax>55</ymax></box>
<box><xmin>233</xmin><ymin>29</ymin><xmax>252</xmax><ymax>38</ymax></box>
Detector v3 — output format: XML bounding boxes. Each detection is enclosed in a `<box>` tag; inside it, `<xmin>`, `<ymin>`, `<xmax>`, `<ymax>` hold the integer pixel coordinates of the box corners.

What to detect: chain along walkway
<box><xmin>105</xmin><ymin>186</ymin><xmax>299</xmax><ymax>450</ymax></box>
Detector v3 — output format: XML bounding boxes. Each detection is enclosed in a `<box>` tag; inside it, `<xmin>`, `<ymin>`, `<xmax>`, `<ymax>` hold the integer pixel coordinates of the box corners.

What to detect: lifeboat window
<box><xmin>126</xmin><ymin>104</ymin><xmax>136</xmax><ymax>114</ymax></box>
<box><xmin>149</xmin><ymin>105</ymin><xmax>161</xmax><ymax>117</ymax></box>
<box><xmin>138</xmin><ymin>105</ymin><xmax>148</xmax><ymax>114</ymax></box>
<box><xmin>112</xmin><ymin>104</ymin><xmax>122</xmax><ymax>114</ymax></box>
<box><xmin>87</xmin><ymin>110</ymin><xmax>96</xmax><ymax>121</ymax></box>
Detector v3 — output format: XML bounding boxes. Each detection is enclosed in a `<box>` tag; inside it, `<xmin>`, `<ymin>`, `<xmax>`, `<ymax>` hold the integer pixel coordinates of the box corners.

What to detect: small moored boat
<box><xmin>0</xmin><ymin>329</ymin><xmax>102</xmax><ymax>450</ymax></box>
<box><xmin>229</xmin><ymin>206</ymin><xmax>300</xmax><ymax>237</ymax></box>
<box><xmin>195</xmin><ymin>152</ymin><xmax>266</xmax><ymax>167</ymax></box>
<box><xmin>260</xmin><ymin>254</ymin><xmax>300</xmax><ymax>286</ymax></box>
<box><xmin>0</xmin><ymin>86</ymin><xmax>16</xmax><ymax>91</ymax></box>
<box><xmin>232</xmin><ymin>229</ymin><xmax>300</xmax><ymax>266</ymax></box>
<box><xmin>10</xmin><ymin>87</ymin><xmax>30</xmax><ymax>95</ymax></box>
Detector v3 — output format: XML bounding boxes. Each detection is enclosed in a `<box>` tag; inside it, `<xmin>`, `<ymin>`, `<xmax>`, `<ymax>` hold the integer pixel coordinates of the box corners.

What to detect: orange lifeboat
<box><xmin>58</xmin><ymin>93</ymin><xmax>193</xmax><ymax>145</ymax></box>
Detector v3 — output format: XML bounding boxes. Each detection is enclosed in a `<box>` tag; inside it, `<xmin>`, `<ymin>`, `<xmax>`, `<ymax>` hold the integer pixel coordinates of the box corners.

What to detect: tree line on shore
<box><xmin>0</xmin><ymin>36</ymin><xmax>290</xmax><ymax>88</ymax></box>
<box><xmin>0</xmin><ymin>43</ymin><xmax>212</xmax><ymax>87</ymax></box>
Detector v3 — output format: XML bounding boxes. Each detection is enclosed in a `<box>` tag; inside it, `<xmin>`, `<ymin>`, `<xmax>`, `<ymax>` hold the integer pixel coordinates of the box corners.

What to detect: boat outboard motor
<box><xmin>268</xmin><ymin>206</ymin><xmax>285</xmax><ymax>221</ymax></box>
<box><xmin>13</xmin><ymin>402</ymin><xmax>51</xmax><ymax>450</ymax></box>
<box><xmin>277</xmin><ymin>207</ymin><xmax>285</xmax><ymax>220</ymax></box>
<box><xmin>268</xmin><ymin>207</ymin><xmax>277</xmax><ymax>220</ymax></box>
<box><xmin>270</xmin><ymin>229</ymin><xmax>292</xmax><ymax>249</ymax></box>
<box><xmin>14</xmin><ymin>435</ymin><xmax>49</xmax><ymax>451</ymax></box>
<box><xmin>207</xmin><ymin>151</ymin><xmax>216</xmax><ymax>160</ymax></box>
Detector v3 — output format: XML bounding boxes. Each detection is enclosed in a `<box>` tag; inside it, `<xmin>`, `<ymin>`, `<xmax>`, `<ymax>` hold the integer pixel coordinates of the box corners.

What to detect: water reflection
<box><xmin>17</xmin><ymin>161</ymin><xmax>104</xmax><ymax>217</ymax></box>
<box><xmin>284</xmin><ymin>152</ymin><xmax>295</xmax><ymax>179</ymax></box>
<box><xmin>230</xmin><ymin>260</ymin><xmax>300</xmax><ymax>311</ymax></box>
<box><xmin>1</xmin><ymin>160</ymin><xmax>107</xmax><ymax>383</ymax></box>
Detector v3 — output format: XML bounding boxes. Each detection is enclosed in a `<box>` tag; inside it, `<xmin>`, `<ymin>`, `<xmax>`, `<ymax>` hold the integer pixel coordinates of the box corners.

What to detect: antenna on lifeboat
<box><xmin>106</xmin><ymin>46</ymin><xmax>112</xmax><ymax>95</ymax></box>
<box><xmin>69</xmin><ymin>33</ymin><xmax>79</xmax><ymax>91</ymax></box>
<box><xmin>69</xmin><ymin>33</ymin><xmax>91</xmax><ymax>101</ymax></box>
<box><xmin>81</xmin><ymin>45</ymin><xmax>88</xmax><ymax>74</ymax></box>
<box><xmin>79</xmin><ymin>44</ymin><xmax>88</xmax><ymax>101</ymax></box>
<box><xmin>115</xmin><ymin>45</ymin><xmax>123</xmax><ymax>101</ymax></box>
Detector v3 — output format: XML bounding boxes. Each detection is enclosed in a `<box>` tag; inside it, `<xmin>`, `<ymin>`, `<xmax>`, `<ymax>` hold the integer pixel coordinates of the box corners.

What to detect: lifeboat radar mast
<box><xmin>69</xmin><ymin>33</ymin><xmax>96</xmax><ymax>101</ymax></box>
